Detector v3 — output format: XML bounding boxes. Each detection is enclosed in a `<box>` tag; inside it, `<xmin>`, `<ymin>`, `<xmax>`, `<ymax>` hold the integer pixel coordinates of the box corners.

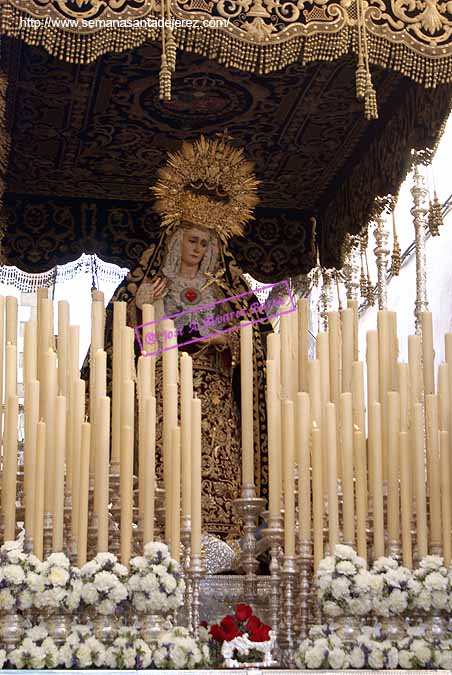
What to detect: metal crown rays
<box><xmin>151</xmin><ymin>135</ymin><xmax>260</xmax><ymax>244</ymax></box>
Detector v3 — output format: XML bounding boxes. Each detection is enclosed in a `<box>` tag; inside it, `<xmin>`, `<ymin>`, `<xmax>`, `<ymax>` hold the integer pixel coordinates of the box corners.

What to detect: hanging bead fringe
<box><xmin>428</xmin><ymin>192</ymin><xmax>443</xmax><ymax>236</ymax></box>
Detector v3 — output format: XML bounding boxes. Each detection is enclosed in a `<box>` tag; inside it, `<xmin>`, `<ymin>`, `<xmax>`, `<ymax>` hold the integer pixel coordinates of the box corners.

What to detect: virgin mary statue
<box><xmin>101</xmin><ymin>135</ymin><xmax>269</xmax><ymax>540</ymax></box>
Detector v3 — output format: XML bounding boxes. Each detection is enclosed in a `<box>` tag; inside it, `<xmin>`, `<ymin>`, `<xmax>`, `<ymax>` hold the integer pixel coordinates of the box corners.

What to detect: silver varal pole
<box><xmin>373</xmin><ymin>214</ymin><xmax>390</xmax><ymax>311</ymax></box>
<box><xmin>410</xmin><ymin>158</ymin><xmax>429</xmax><ymax>334</ymax></box>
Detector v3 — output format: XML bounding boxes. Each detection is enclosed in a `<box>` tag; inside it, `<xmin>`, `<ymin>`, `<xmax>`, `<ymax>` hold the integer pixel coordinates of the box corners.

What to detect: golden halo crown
<box><xmin>151</xmin><ymin>134</ymin><xmax>260</xmax><ymax>243</ymax></box>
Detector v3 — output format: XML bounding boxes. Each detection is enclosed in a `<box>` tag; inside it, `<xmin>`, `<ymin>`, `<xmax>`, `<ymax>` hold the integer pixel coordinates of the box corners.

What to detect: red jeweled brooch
<box><xmin>182</xmin><ymin>287</ymin><xmax>201</xmax><ymax>305</ymax></box>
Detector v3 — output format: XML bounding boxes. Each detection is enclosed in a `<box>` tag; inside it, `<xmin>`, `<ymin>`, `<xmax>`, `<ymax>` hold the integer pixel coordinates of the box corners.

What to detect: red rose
<box><xmin>200</xmin><ymin>620</ymin><xmax>208</xmax><ymax>628</ymax></box>
<box><xmin>246</xmin><ymin>615</ymin><xmax>261</xmax><ymax>635</ymax></box>
<box><xmin>210</xmin><ymin>624</ymin><xmax>227</xmax><ymax>642</ymax></box>
<box><xmin>235</xmin><ymin>603</ymin><xmax>253</xmax><ymax>622</ymax></box>
<box><xmin>220</xmin><ymin>615</ymin><xmax>243</xmax><ymax>641</ymax></box>
<box><xmin>252</xmin><ymin>623</ymin><xmax>271</xmax><ymax>642</ymax></box>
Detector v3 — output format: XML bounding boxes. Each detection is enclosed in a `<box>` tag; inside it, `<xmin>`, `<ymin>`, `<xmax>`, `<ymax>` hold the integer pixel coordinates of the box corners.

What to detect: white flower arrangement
<box><xmin>0</xmin><ymin>540</ymin><xmax>42</xmax><ymax>612</ymax></box>
<box><xmin>104</xmin><ymin>627</ymin><xmax>153</xmax><ymax>669</ymax></box>
<box><xmin>59</xmin><ymin>624</ymin><xmax>106</xmax><ymax>668</ymax></box>
<box><xmin>6</xmin><ymin>636</ymin><xmax>60</xmax><ymax>669</ymax></box>
<box><xmin>294</xmin><ymin>624</ymin><xmax>398</xmax><ymax>669</ymax></box>
<box><xmin>221</xmin><ymin>631</ymin><xmax>275</xmax><ymax>668</ymax></box>
<box><xmin>397</xmin><ymin>633</ymin><xmax>437</xmax><ymax>669</ymax></box>
<box><xmin>80</xmin><ymin>552</ymin><xmax>128</xmax><ymax>616</ymax></box>
<box><xmin>128</xmin><ymin>542</ymin><xmax>185</xmax><ymax>613</ymax></box>
<box><xmin>410</xmin><ymin>555</ymin><xmax>450</xmax><ymax>612</ymax></box>
<box><xmin>317</xmin><ymin>544</ymin><xmax>372</xmax><ymax>617</ymax></box>
<box><xmin>152</xmin><ymin>626</ymin><xmax>209</xmax><ymax>669</ymax></box>
<box><xmin>370</xmin><ymin>556</ymin><xmax>412</xmax><ymax>617</ymax></box>
<box><xmin>33</xmin><ymin>552</ymin><xmax>82</xmax><ymax>613</ymax></box>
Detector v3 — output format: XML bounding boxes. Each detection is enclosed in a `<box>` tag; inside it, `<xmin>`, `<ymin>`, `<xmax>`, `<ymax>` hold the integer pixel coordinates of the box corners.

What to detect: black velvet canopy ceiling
<box><xmin>0</xmin><ymin>0</ymin><xmax>451</xmax><ymax>281</ymax></box>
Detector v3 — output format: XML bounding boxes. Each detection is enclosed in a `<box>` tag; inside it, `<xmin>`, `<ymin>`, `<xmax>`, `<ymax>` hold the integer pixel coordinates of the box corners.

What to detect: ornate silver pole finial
<box><xmin>343</xmin><ymin>236</ymin><xmax>361</xmax><ymax>301</ymax></box>
<box><xmin>373</xmin><ymin>214</ymin><xmax>390</xmax><ymax>310</ymax></box>
<box><xmin>411</xmin><ymin>158</ymin><xmax>429</xmax><ymax>334</ymax></box>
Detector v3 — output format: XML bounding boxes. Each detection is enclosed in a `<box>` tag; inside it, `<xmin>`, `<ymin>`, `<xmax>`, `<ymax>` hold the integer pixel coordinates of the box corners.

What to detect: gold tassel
<box><xmin>390</xmin><ymin>210</ymin><xmax>401</xmax><ymax>275</ymax></box>
<box><xmin>356</xmin><ymin>0</ymin><xmax>378</xmax><ymax>120</ymax></box>
<box><xmin>158</xmin><ymin>0</ymin><xmax>175</xmax><ymax>101</ymax></box>
<box><xmin>364</xmin><ymin>73</ymin><xmax>378</xmax><ymax>120</ymax></box>
<box><xmin>364</xmin><ymin>251</ymin><xmax>375</xmax><ymax>306</ymax></box>
<box><xmin>360</xmin><ymin>252</ymin><xmax>368</xmax><ymax>297</ymax></box>
<box><xmin>428</xmin><ymin>191</ymin><xmax>443</xmax><ymax>236</ymax></box>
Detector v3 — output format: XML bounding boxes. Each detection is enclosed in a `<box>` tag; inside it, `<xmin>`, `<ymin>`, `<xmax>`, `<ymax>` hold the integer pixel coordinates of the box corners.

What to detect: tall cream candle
<box><xmin>69</xmin><ymin>326</ymin><xmax>80</xmax><ymax>380</ymax></box>
<box><xmin>370</xmin><ymin>402</ymin><xmax>384</xmax><ymax>558</ymax></box>
<box><xmin>352</xmin><ymin>361</ymin><xmax>366</xmax><ymax>433</ymax></box>
<box><xmin>121</xmin><ymin>326</ymin><xmax>135</xmax><ymax>383</ymax></box>
<box><xmin>91</xmin><ymin>289</ymin><xmax>105</xmax><ymax>304</ymax></box>
<box><xmin>347</xmin><ymin>299</ymin><xmax>359</xmax><ymax>361</ymax></box>
<box><xmin>438</xmin><ymin>363</ymin><xmax>449</xmax><ymax>431</ymax></box>
<box><xmin>52</xmin><ymin>396</ymin><xmax>66</xmax><ymax>551</ymax></box>
<box><xmin>316</xmin><ymin>332</ymin><xmax>330</xmax><ymax>405</ymax></box>
<box><xmin>42</xmin><ymin>349</ymin><xmax>57</xmax><ymax>513</ymax></box>
<box><xmin>143</xmin><ymin>397</ymin><xmax>156</xmax><ymax>545</ymax></box>
<box><xmin>282</xmin><ymin>400</ymin><xmax>295</xmax><ymax>555</ymax></box>
<box><xmin>180</xmin><ymin>353</ymin><xmax>193</xmax><ymax>519</ymax></box>
<box><xmin>367</xmin><ymin>331</ymin><xmax>379</xmax><ymax>487</ymax></box>
<box><xmin>341</xmin><ymin>308</ymin><xmax>354</xmax><ymax>393</ymax></box>
<box><xmin>326</xmin><ymin>402</ymin><xmax>339</xmax><ymax>551</ymax></box>
<box><xmin>312</xmin><ymin>425</ymin><xmax>323</xmax><ymax>570</ymax></box>
<box><xmin>421</xmin><ymin>312</ymin><xmax>435</xmax><ymax>395</ymax></box>
<box><xmin>440</xmin><ymin>430</ymin><xmax>451</xmax><ymax>566</ymax></box>
<box><xmin>308</xmin><ymin>360</ymin><xmax>321</xmax><ymax>428</ymax></box>
<box><xmin>142</xmin><ymin>303</ymin><xmax>155</xmax><ymax>353</ymax></box>
<box><xmin>120</xmin><ymin>424</ymin><xmax>134</xmax><ymax>565</ymax></box>
<box><xmin>23</xmin><ymin>320</ymin><xmax>37</xmax><ymax>386</ymax></box>
<box><xmin>328</xmin><ymin>311</ymin><xmax>341</xmax><ymax>404</ymax></box>
<box><xmin>413</xmin><ymin>403</ymin><xmax>428</xmax><ymax>557</ymax></box>
<box><xmin>240</xmin><ymin>321</ymin><xmax>254</xmax><ymax>487</ymax></box>
<box><xmin>164</xmin><ymin>382</ymin><xmax>178</xmax><ymax>541</ymax></box>
<box><xmin>33</xmin><ymin>421</ymin><xmax>46</xmax><ymax>559</ymax></box>
<box><xmin>267</xmin><ymin>360</ymin><xmax>281</xmax><ymax>518</ymax></box>
<box><xmin>398</xmin><ymin>363</ymin><xmax>409</xmax><ymax>433</ymax></box>
<box><xmin>2</xmin><ymin>396</ymin><xmax>18</xmax><ymax>540</ymax></box>
<box><xmin>38</xmin><ymin>298</ymin><xmax>53</xmax><ymax>386</ymax></box>
<box><xmin>317</xmin><ymin>333</ymin><xmax>330</xmax><ymax>492</ymax></box>
<box><xmin>57</xmin><ymin>301</ymin><xmax>70</xmax><ymax>397</ymax></box>
<box><xmin>366</xmin><ymin>331</ymin><xmax>379</xmax><ymax>404</ymax></box>
<box><xmin>5</xmin><ymin>343</ymin><xmax>17</xmax><ymax>401</ymax></box>
<box><xmin>6</xmin><ymin>295</ymin><xmax>18</xmax><ymax>346</ymax></box>
<box><xmin>377</xmin><ymin>311</ymin><xmax>391</xmax><ymax>481</ymax></box>
<box><xmin>425</xmin><ymin>395</ymin><xmax>442</xmax><ymax>547</ymax></box>
<box><xmin>24</xmin><ymin>380</ymin><xmax>40</xmax><ymax>538</ymax></box>
<box><xmin>71</xmin><ymin>379</ymin><xmax>85</xmax><ymax>539</ymax></box>
<box><xmin>191</xmin><ymin>398</ymin><xmax>202</xmax><ymax>556</ymax></box>
<box><xmin>298</xmin><ymin>299</ymin><xmax>309</xmax><ymax>392</ymax></box>
<box><xmin>112</xmin><ymin>301</ymin><xmax>126</xmax><ymax>464</ymax></box>
<box><xmin>399</xmin><ymin>431</ymin><xmax>413</xmax><ymax>568</ymax></box>
<box><xmin>280</xmin><ymin>313</ymin><xmax>292</xmax><ymax>402</ymax></box>
<box><xmin>96</xmin><ymin>396</ymin><xmax>110</xmax><ymax>552</ymax></box>
<box><xmin>387</xmin><ymin>391</ymin><xmax>401</xmax><ymax>545</ymax></box>
<box><xmin>138</xmin><ymin>357</ymin><xmax>150</xmax><ymax>523</ymax></box>
<box><xmin>77</xmin><ymin>422</ymin><xmax>91</xmax><ymax>567</ymax></box>
<box><xmin>408</xmin><ymin>335</ymin><xmax>423</xmax><ymax>406</ymax></box>
<box><xmin>353</xmin><ymin>428</ymin><xmax>367</xmax><ymax>561</ymax></box>
<box><xmin>289</xmin><ymin>307</ymin><xmax>299</xmax><ymax>400</ymax></box>
<box><xmin>296</xmin><ymin>392</ymin><xmax>311</xmax><ymax>541</ymax></box>
<box><xmin>170</xmin><ymin>427</ymin><xmax>181</xmax><ymax>563</ymax></box>
<box><xmin>389</xmin><ymin>311</ymin><xmax>399</xmax><ymax>391</ymax></box>
<box><xmin>340</xmin><ymin>393</ymin><xmax>354</xmax><ymax>544</ymax></box>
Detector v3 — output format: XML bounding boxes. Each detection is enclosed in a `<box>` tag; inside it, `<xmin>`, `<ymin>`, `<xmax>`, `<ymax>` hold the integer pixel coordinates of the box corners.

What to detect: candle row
<box><xmin>266</xmin><ymin>300</ymin><xmax>452</xmax><ymax>569</ymax></box>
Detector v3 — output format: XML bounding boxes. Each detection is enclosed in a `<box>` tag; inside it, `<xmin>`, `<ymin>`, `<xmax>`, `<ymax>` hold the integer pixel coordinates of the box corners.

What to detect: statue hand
<box><xmin>136</xmin><ymin>277</ymin><xmax>167</xmax><ymax>308</ymax></box>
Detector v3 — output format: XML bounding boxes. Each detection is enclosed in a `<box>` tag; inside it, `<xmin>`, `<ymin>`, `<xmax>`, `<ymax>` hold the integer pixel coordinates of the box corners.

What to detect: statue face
<box><xmin>181</xmin><ymin>227</ymin><xmax>209</xmax><ymax>268</ymax></box>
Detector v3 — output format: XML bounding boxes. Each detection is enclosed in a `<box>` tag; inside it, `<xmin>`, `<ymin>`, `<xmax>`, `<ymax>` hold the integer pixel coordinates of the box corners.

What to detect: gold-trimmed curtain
<box><xmin>1</xmin><ymin>0</ymin><xmax>452</xmax><ymax>86</ymax></box>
